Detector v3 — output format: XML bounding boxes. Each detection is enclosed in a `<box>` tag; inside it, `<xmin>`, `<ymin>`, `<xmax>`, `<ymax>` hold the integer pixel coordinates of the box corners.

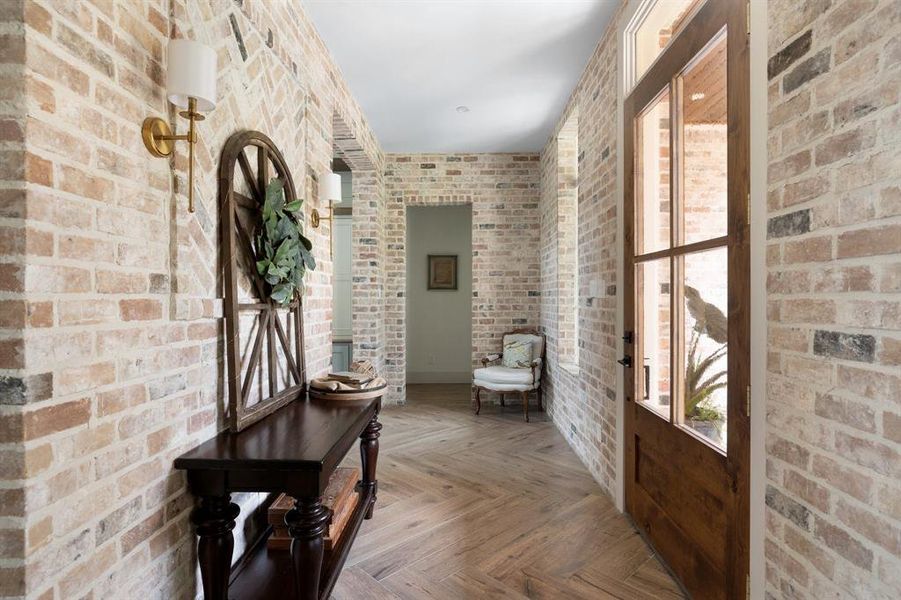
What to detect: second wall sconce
<box><xmin>142</xmin><ymin>39</ymin><xmax>218</xmax><ymax>213</ymax></box>
<box><xmin>311</xmin><ymin>171</ymin><xmax>342</xmax><ymax>258</ymax></box>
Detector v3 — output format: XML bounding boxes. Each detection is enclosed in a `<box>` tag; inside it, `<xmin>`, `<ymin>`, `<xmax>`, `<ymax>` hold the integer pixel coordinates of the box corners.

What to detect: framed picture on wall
<box><xmin>428</xmin><ymin>255</ymin><xmax>457</xmax><ymax>290</ymax></box>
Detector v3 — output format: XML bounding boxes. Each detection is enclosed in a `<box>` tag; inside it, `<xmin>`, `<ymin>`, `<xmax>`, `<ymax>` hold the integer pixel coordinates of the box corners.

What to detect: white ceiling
<box><xmin>302</xmin><ymin>0</ymin><xmax>619</xmax><ymax>153</ymax></box>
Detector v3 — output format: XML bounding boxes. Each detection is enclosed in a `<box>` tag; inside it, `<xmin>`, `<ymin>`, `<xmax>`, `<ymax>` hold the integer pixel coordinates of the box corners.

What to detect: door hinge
<box><xmin>747</xmin><ymin>191</ymin><xmax>751</xmax><ymax>224</ymax></box>
<box><xmin>746</xmin><ymin>1</ymin><xmax>751</xmax><ymax>35</ymax></box>
<box><xmin>746</xmin><ymin>573</ymin><xmax>751</xmax><ymax>599</ymax></box>
<box><xmin>746</xmin><ymin>385</ymin><xmax>751</xmax><ymax>417</ymax></box>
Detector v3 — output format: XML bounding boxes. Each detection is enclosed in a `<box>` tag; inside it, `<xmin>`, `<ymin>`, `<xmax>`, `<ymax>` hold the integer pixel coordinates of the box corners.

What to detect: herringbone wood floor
<box><xmin>331</xmin><ymin>384</ymin><xmax>685</xmax><ymax>599</ymax></box>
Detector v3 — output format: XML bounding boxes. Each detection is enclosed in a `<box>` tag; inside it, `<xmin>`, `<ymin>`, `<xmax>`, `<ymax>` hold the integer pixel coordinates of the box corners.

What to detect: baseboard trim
<box><xmin>406</xmin><ymin>372</ymin><xmax>471</xmax><ymax>384</ymax></box>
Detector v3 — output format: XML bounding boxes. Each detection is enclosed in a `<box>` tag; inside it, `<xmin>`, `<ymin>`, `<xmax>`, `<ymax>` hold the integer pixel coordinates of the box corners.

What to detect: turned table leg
<box><xmin>286</xmin><ymin>497</ymin><xmax>331</xmax><ymax>600</ymax></box>
<box><xmin>192</xmin><ymin>494</ymin><xmax>240</xmax><ymax>600</ymax></box>
<box><xmin>360</xmin><ymin>412</ymin><xmax>382</xmax><ymax>519</ymax></box>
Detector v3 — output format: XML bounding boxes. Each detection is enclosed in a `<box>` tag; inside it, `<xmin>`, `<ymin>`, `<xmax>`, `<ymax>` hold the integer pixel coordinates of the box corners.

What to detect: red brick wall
<box><xmin>1</xmin><ymin>1</ymin><xmax>384</xmax><ymax>598</ymax></box>
<box><xmin>765</xmin><ymin>0</ymin><xmax>901</xmax><ymax>596</ymax></box>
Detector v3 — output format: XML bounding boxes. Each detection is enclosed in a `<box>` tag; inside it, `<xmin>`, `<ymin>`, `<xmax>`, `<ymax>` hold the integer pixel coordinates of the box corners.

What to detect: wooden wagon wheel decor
<box><xmin>219</xmin><ymin>130</ymin><xmax>308</xmax><ymax>432</ymax></box>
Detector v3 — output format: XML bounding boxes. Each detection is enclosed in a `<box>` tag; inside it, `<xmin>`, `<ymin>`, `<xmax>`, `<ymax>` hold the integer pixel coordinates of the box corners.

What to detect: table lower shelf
<box><xmin>229</xmin><ymin>487</ymin><xmax>373</xmax><ymax>600</ymax></box>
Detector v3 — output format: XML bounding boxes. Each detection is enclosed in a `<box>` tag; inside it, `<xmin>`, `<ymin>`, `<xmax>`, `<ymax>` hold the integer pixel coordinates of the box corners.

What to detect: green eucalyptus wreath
<box><xmin>255</xmin><ymin>178</ymin><xmax>316</xmax><ymax>305</ymax></box>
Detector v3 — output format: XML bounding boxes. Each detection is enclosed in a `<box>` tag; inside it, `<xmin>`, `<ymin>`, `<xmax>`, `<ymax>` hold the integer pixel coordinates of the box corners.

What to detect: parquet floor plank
<box><xmin>331</xmin><ymin>384</ymin><xmax>684</xmax><ymax>599</ymax></box>
<box><xmin>330</xmin><ymin>567</ymin><xmax>401</xmax><ymax>600</ymax></box>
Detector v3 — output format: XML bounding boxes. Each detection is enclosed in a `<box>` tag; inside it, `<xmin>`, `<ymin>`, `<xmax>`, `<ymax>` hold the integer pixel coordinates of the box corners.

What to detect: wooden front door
<box><xmin>623</xmin><ymin>0</ymin><xmax>749</xmax><ymax>598</ymax></box>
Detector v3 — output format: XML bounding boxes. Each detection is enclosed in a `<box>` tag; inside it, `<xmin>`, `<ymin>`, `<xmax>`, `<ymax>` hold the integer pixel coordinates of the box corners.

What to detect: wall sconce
<box><xmin>311</xmin><ymin>171</ymin><xmax>342</xmax><ymax>258</ymax></box>
<box><xmin>141</xmin><ymin>39</ymin><xmax>217</xmax><ymax>213</ymax></box>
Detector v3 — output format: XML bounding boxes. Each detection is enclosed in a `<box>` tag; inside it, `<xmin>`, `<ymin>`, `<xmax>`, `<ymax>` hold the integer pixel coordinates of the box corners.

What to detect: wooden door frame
<box><xmin>623</xmin><ymin>0</ymin><xmax>750</xmax><ymax>596</ymax></box>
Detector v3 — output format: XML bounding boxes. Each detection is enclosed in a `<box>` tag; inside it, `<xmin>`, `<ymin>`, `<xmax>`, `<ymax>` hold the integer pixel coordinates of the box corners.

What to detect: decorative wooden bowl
<box><xmin>309</xmin><ymin>382</ymin><xmax>387</xmax><ymax>402</ymax></box>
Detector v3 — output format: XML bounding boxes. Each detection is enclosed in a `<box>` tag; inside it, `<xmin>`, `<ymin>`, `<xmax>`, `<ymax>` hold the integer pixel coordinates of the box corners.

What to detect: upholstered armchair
<box><xmin>472</xmin><ymin>328</ymin><xmax>546</xmax><ymax>422</ymax></box>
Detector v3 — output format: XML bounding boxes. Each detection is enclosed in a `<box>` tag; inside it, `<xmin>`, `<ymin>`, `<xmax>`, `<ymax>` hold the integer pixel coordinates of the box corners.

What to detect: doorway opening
<box><xmin>405</xmin><ymin>205</ymin><xmax>473</xmax><ymax>386</ymax></box>
<box><xmin>331</xmin><ymin>157</ymin><xmax>353</xmax><ymax>371</ymax></box>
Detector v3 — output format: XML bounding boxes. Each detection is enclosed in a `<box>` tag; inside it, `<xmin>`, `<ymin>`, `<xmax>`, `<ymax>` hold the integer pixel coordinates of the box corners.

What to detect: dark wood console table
<box><xmin>174</xmin><ymin>397</ymin><xmax>381</xmax><ymax>600</ymax></box>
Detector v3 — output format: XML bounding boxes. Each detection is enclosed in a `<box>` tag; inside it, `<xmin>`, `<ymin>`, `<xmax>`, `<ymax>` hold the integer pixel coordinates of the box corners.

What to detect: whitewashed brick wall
<box><xmin>0</xmin><ymin>1</ymin><xmax>28</xmax><ymax>596</ymax></box>
<box><xmin>555</xmin><ymin>116</ymin><xmax>579</xmax><ymax>367</ymax></box>
<box><xmin>2</xmin><ymin>1</ymin><xmax>899</xmax><ymax>598</ymax></box>
<box><xmin>0</xmin><ymin>1</ymin><xmax>384</xmax><ymax>598</ymax></box>
<box><xmin>383</xmin><ymin>154</ymin><xmax>541</xmax><ymax>403</ymax></box>
<box><xmin>765</xmin><ymin>0</ymin><xmax>900</xmax><ymax>597</ymax></box>
<box><xmin>539</xmin><ymin>8</ymin><xmax>623</xmax><ymax>495</ymax></box>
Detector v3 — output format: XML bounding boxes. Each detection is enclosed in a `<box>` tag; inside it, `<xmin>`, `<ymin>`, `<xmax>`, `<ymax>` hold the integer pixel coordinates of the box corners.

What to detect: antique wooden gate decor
<box><xmin>219</xmin><ymin>130</ymin><xmax>307</xmax><ymax>432</ymax></box>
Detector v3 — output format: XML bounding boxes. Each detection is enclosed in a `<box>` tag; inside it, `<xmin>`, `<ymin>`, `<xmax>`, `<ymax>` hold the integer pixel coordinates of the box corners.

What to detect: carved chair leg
<box><xmin>286</xmin><ymin>497</ymin><xmax>330</xmax><ymax>600</ymax></box>
<box><xmin>474</xmin><ymin>386</ymin><xmax>481</xmax><ymax>415</ymax></box>
<box><xmin>521</xmin><ymin>390</ymin><xmax>529</xmax><ymax>423</ymax></box>
<box><xmin>192</xmin><ymin>495</ymin><xmax>240</xmax><ymax>600</ymax></box>
<box><xmin>500</xmin><ymin>393</ymin><xmax>505</xmax><ymax>407</ymax></box>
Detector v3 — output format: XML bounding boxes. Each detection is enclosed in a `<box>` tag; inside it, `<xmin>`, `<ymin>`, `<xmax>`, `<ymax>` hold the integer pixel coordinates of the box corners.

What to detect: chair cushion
<box><xmin>504</xmin><ymin>333</ymin><xmax>544</xmax><ymax>361</ymax></box>
<box><xmin>502</xmin><ymin>339</ymin><xmax>532</xmax><ymax>368</ymax></box>
<box><xmin>473</xmin><ymin>380</ymin><xmax>535</xmax><ymax>392</ymax></box>
<box><xmin>473</xmin><ymin>365</ymin><xmax>534</xmax><ymax>385</ymax></box>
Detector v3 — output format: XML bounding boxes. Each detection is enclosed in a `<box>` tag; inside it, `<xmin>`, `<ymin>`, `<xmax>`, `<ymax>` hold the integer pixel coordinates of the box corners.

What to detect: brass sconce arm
<box><xmin>311</xmin><ymin>200</ymin><xmax>334</xmax><ymax>259</ymax></box>
<box><xmin>142</xmin><ymin>96</ymin><xmax>204</xmax><ymax>213</ymax></box>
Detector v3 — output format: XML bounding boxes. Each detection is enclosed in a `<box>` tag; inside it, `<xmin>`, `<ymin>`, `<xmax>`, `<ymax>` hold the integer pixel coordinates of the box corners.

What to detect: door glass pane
<box><xmin>681</xmin><ymin>247</ymin><xmax>728</xmax><ymax>449</ymax></box>
<box><xmin>637</xmin><ymin>258</ymin><xmax>671</xmax><ymax>419</ymax></box>
<box><xmin>635</xmin><ymin>89</ymin><xmax>671</xmax><ymax>255</ymax></box>
<box><xmin>678</xmin><ymin>30</ymin><xmax>728</xmax><ymax>245</ymax></box>
<box><xmin>632</xmin><ymin>0</ymin><xmax>701</xmax><ymax>86</ymax></box>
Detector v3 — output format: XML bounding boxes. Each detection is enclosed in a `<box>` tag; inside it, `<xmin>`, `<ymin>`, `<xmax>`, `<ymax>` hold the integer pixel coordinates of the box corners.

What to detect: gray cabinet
<box><xmin>332</xmin><ymin>341</ymin><xmax>352</xmax><ymax>373</ymax></box>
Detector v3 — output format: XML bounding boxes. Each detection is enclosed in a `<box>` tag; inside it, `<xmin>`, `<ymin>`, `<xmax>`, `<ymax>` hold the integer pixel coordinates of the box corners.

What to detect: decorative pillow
<box><xmin>502</xmin><ymin>339</ymin><xmax>533</xmax><ymax>368</ymax></box>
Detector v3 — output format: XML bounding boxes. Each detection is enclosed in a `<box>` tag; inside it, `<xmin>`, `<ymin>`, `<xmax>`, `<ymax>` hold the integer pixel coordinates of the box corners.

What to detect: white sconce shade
<box><xmin>312</xmin><ymin>172</ymin><xmax>341</xmax><ymax>258</ymax></box>
<box><xmin>166</xmin><ymin>39</ymin><xmax>217</xmax><ymax>111</ymax></box>
<box><xmin>322</xmin><ymin>172</ymin><xmax>342</xmax><ymax>202</ymax></box>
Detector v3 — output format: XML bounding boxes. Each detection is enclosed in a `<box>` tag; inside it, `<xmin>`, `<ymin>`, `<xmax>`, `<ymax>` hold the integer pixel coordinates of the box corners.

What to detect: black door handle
<box><xmin>617</xmin><ymin>355</ymin><xmax>632</xmax><ymax>368</ymax></box>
